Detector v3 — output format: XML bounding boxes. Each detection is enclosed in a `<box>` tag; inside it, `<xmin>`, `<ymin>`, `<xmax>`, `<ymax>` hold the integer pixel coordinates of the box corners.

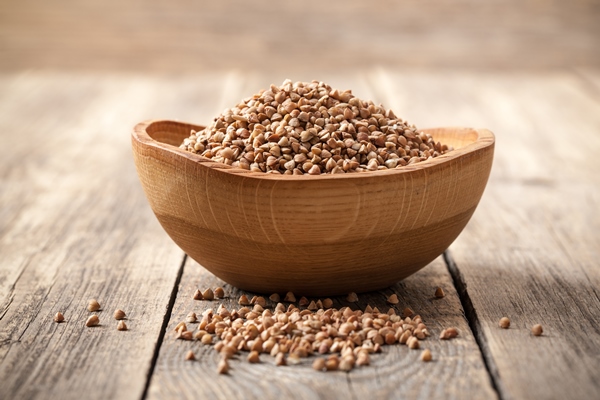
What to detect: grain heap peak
<box><xmin>181</xmin><ymin>79</ymin><xmax>451</xmax><ymax>174</ymax></box>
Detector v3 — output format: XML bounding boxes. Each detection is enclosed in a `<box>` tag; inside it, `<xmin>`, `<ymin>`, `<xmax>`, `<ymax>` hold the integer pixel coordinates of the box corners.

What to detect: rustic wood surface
<box><xmin>446</xmin><ymin>76</ymin><xmax>600</xmax><ymax>400</ymax></box>
<box><xmin>1</xmin><ymin>70</ymin><xmax>598</xmax><ymax>400</ymax></box>
<box><xmin>0</xmin><ymin>73</ymin><xmax>221</xmax><ymax>399</ymax></box>
<box><xmin>1</xmin><ymin>1</ymin><xmax>599</xmax><ymax>397</ymax></box>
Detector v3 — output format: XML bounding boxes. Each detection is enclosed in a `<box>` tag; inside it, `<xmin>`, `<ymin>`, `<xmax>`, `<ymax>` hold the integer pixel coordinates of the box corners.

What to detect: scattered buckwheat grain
<box><xmin>214</xmin><ymin>287</ymin><xmax>225</xmax><ymax>299</ymax></box>
<box><xmin>298</xmin><ymin>297</ymin><xmax>309</xmax><ymax>307</ymax></box>
<box><xmin>214</xmin><ymin>341</ymin><xmax>224</xmax><ymax>352</ymax></box>
<box><xmin>346</xmin><ymin>292</ymin><xmax>358</xmax><ymax>302</ymax></box>
<box><xmin>238</xmin><ymin>295</ymin><xmax>250</xmax><ymax>305</ymax></box>
<box><xmin>178</xmin><ymin>331</ymin><xmax>193</xmax><ymax>340</ymax></box>
<box><xmin>325</xmin><ymin>356</ymin><xmax>339</xmax><ymax>371</ymax></box>
<box><xmin>86</xmin><ymin>315</ymin><xmax>99</xmax><ymax>327</ymax></box>
<box><xmin>193</xmin><ymin>289</ymin><xmax>203</xmax><ymax>300</ymax></box>
<box><xmin>174</xmin><ymin>297</ymin><xmax>439</xmax><ymax>374</ymax></box>
<box><xmin>407</xmin><ymin>336</ymin><xmax>420</xmax><ymax>349</ymax></box>
<box><xmin>221</xmin><ymin>344</ymin><xmax>237</xmax><ymax>359</ymax></box>
<box><xmin>186</xmin><ymin>312</ymin><xmax>198</xmax><ymax>323</ymax></box>
<box><xmin>387</xmin><ymin>294</ymin><xmax>399</xmax><ymax>304</ymax></box>
<box><xmin>434</xmin><ymin>287</ymin><xmax>445</xmax><ymax>298</ymax></box>
<box><xmin>399</xmin><ymin>330</ymin><xmax>412</xmax><ymax>344</ymax></box>
<box><xmin>117</xmin><ymin>320</ymin><xmax>128</xmax><ymax>331</ymax></box>
<box><xmin>202</xmin><ymin>289</ymin><xmax>214</xmax><ymax>300</ymax></box>
<box><xmin>532</xmin><ymin>324</ymin><xmax>543</xmax><ymax>336</ymax></box>
<box><xmin>174</xmin><ymin>322</ymin><xmax>187</xmax><ymax>333</ymax></box>
<box><xmin>88</xmin><ymin>299</ymin><xmax>101</xmax><ymax>312</ymax></box>
<box><xmin>275</xmin><ymin>353</ymin><xmax>286</xmax><ymax>366</ymax></box>
<box><xmin>113</xmin><ymin>309</ymin><xmax>126</xmax><ymax>320</ymax></box>
<box><xmin>284</xmin><ymin>292</ymin><xmax>296</xmax><ymax>302</ymax></box>
<box><xmin>185</xmin><ymin>350</ymin><xmax>195</xmax><ymax>361</ymax></box>
<box><xmin>287</xmin><ymin>353</ymin><xmax>302</xmax><ymax>365</ymax></box>
<box><xmin>440</xmin><ymin>327</ymin><xmax>459</xmax><ymax>340</ymax></box>
<box><xmin>421</xmin><ymin>349</ymin><xmax>432</xmax><ymax>362</ymax></box>
<box><xmin>339</xmin><ymin>357</ymin><xmax>354</xmax><ymax>371</ymax></box>
<box><xmin>247</xmin><ymin>351</ymin><xmax>260</xmax><ymax>363</ymax></box>
<box><xmin>255</xmin><ymin>296</ymin><xmax>266</xmax><ymax>307</ymax></box>
<box><xmin>194</xmin><ymin>330</ymin><xmax>207</xmax><ymax>340</ymax></box>
<box><xmin>54</xmin><ymin>312</ymin><xmax>64</xmax><ymax>323</ymax></box>
<box><xmin>312</xmin><ymin>358</ymin><xmax>326</xmax><ymax>371</ymax></box>
<box><xmin>499</xmin><ymin>317</ymin><xmax>510</xmax><ymax>329</ymax></box>
<box><xmin>217</xmin><ymin>358</ymin><xmax>229</xmax><ymax>374</ymax></box>
<box><xmin>356</xmin><ymin>352</ymin><xmax>370</xmax><ymax>366</ymax></box>
<box><xmin>269</xmin><ymin>293</ymin><xmax>280</xmax><ymax>302</ymax></box>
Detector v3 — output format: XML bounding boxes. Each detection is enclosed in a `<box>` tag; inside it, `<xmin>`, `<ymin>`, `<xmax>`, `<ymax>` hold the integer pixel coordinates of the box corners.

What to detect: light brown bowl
<box><xmin>132</xmin><ymin>120</ymin><xmax>494</xmax><ymax>296</ymax></box>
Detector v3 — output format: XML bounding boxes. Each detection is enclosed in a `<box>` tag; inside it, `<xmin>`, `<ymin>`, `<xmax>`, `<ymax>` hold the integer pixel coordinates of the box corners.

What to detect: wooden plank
<box><xmin>148</xmin><ymin>257</ymin><xmax>496</xmax><ymax>400</ymax></box>
<box><xmin>0</xmin><ymin>72</ymin><xmax>228</xmax><ymax>399</ymax></box>
<box><xmin>0</xmin><ymin>1</ymin><xmax>599</xmax><ymax>72</ymax></box>
<box><xmin>373</xmin><ymin>69</ymin><xmax>600</xmax><ymax>399</ymax></box>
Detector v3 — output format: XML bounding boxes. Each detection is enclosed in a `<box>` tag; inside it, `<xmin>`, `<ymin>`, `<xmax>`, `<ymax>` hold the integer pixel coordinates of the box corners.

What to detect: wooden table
<box><xmin>1</xmin><ymin>0</ymin><xmax>600</xmax><ymax>398</ymax></box>
<box><xmin>1</xmin><ymin>69</ymin><xmax>599</xmax><ymax>400</ymax></box>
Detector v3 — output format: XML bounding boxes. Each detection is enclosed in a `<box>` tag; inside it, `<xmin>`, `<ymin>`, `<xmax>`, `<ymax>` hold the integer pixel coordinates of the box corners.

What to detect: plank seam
<box><xmin>140</xmin><ymin>253</ymin><xmax>187</xmax><ymax>400</ymax></box>
<box><xmin>443</xmin><ymin>250</ymin><xmax>504</xmax><ymax>400</ymax></box>
<box><xmin>0</xmin><ymin>294</ymin><xmax>13</xmax><ymax>322</ymax></box>
<box><xmin>0</xmin><ymin>253</ymin><xmax>31</xmax><ymax>323</ymax></box>
<box><xmin>345</xmin><ymin>370</ymin><xmax>359</xmax><ymax>400</ymax></box>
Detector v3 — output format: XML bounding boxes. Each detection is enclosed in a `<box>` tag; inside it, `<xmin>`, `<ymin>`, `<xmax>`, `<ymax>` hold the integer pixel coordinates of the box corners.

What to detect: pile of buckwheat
<box><xmin>50</xmin><ymin>289</ymin><xmax>545</xmax><ymax>375</ymax></box>
<box><xmin>176</xmin><ymin>288</ymin><xmax>546</xmax><ymax>374</ymax></box>
<box><xmin>180</xmin><ymin>80</ymin><xmax>452</xmax><ymax>174</ymax></box>
<box><xmin>178</xmin><ymin>289</ymin><xmax>456</xmax><ymax>374</ymax></box>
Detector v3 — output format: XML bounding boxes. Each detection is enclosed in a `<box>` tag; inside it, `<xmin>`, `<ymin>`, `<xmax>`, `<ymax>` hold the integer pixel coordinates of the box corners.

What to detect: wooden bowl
<box><xmin>132</xmin><ymin>120</ymin><xmax>494</xmax><ymax>296</ymax></box>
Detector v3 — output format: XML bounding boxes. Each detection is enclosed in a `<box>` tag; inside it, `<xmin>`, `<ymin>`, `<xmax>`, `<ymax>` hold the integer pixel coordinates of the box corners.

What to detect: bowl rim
<box><xmin>133</xmin><ymin>120</ymin><xmax>495</xmax><ymax>181</ymax></box>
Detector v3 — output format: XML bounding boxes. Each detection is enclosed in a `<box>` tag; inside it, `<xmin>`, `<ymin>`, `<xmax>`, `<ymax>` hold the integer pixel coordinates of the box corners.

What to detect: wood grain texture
<box><xmin>577</xmin><ymin>68</ymin><xmax>600</xmax><ymax>98</ymax></box>
<box><xmin>132</xmin><ymin>121</ymin><xmax>494</xmax><ymax>295</ymax></box>
<box><xmin>0</xmin><ymin>0</ymin><xmax>599</xmax><ymax>72</ymax></box>
<box><xmin>0</xmin><ymin>73</ymin><xmax>229</xmax><ymax>399</ymax></box>
<box><xmin>147</xmin><ymin>256</ymin><xmax>496</xmax><ymax>400</ymax></box>
<box><xmin>373</xmin><ymin>70</ymin><xmax>600</xmax><ymax>399</ymax></box>
<box><xmin>2</xmin><ymin>69</ymin><xmax>600</xmax><ymax>400</ymax></box>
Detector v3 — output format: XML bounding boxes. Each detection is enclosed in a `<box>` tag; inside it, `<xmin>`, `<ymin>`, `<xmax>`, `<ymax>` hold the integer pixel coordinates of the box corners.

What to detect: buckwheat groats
<box><xmin>180</xmin><ymin>80</ymin><xmax>451</xmax><ymax>174</ymax></box>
